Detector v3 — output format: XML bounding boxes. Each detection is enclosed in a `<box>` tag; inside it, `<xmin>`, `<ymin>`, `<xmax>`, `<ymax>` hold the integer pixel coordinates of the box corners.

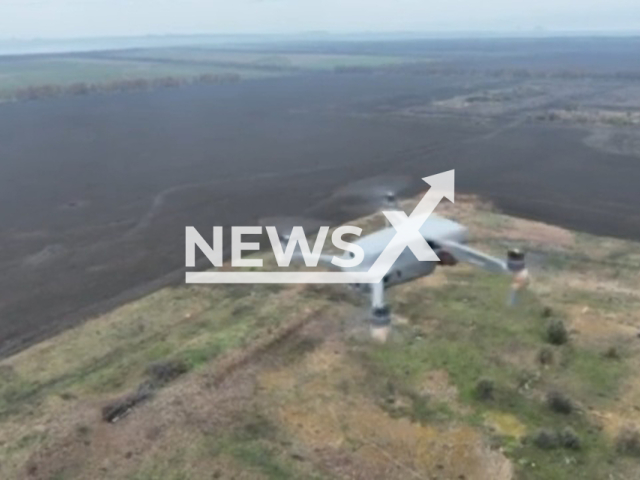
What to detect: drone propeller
<box><xmin>311</xmin><ymin>175</ymin><xmax>416</xmax><ymax>218</ymax></box>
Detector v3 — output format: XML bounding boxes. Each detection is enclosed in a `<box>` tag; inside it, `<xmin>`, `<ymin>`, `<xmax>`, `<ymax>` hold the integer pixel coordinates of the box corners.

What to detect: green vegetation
<box><xmin>546</xmin><ymin>319</ymin><xmax>569</xmax><ymax>345</ymax></box>
<box><xmin>113</xmin><ymin>47</ymin><xmax>416</xmax><ymax>71</ymax></box>
<box><xmin>353</xmin><ymin>263</ymin><xmax>635</xmax><ymax>480</ymax></box>
<box><xmin>128</xmin><ymin>410</ymin><xmax>327</xmax><ymax>480</ymax></box>
<box><xmin>1</xmin><ymin>200</ymin><xmax>640</xmax><ymax>479</ymax></box>
<box><xmin>0</xmin><ymin>281</ymin><xmax>298</xmax><ymax>418</ymax></box>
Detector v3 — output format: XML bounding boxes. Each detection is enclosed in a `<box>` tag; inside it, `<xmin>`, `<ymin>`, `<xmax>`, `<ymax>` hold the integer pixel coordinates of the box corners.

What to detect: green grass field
<box><xmin>113</xmin><ymin>47</ymin><xmax>419</xmax><ymax>70</ymax></box>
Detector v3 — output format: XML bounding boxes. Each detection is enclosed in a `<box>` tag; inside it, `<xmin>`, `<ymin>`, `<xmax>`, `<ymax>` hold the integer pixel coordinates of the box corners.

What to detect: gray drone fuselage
<box><xmin>323</xmin><ymin>213</ymin><xmax>524</xmax><ymax>327</ymax></box>
<box><xmin>287</xmin><ymin>212</ymin><xmax>523</xmax><ymax>328</ymax></box>
<box><xmin>340</xmin><ymin>214</ymin><xmax>469</xmax><ymax>291</ymax></box>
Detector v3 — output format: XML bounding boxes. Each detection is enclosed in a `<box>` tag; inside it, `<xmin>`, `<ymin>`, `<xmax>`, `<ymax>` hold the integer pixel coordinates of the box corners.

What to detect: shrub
<box><xmin>547</xmin><ymin>390</ymin><xmax>574</xmax><ymax>414</ymax></box>
<box><xmin>603</xmin><ymin>346</ymin><xmax>621</xmax><ymax>360</ymax></box>
<box><xmin>475</xmin><ymin>378</ymin><xmax>495</xmax><ymax>401</ymax></box>
<box><xmin>546</xmin><ymin>319</ymin><xmax>568</xmax><ymax>345</ymax></box>
<box><xmin>531</xmin><ymin>427</ymin><xmax>581</xmax><ymax>451</ymax></box>
<box><xmin>538</xmin><ymin>347</ymin><xmax>554</xmax><ymax>366</ymax></box>
<box><xmin>145</xmin><ymin>360</ymin><xmax>189</xmax><ymax>387</ymax></box>
<box><xmin>559</xmin><ymin>427</ymin><xmax>581</xmax><ymax>450</ymax></box>
<box><xmin>531</xmin><ymin>429</ymin><xmax>559</xmax><ymax>450</ymax></box>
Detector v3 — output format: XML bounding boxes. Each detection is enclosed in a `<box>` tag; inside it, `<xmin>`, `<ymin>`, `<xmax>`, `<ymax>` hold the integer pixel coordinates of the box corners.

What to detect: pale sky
<box><xmin>1</xmin><ymin>0</ymin><xmax>639</xmax><ymax>39</ymax></box>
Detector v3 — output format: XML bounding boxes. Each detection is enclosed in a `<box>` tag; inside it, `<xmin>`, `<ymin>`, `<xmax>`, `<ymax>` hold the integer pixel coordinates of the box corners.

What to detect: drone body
<box><xmin>264</xmin><ymin>174</ymin><xmax>528</xmax><ymax>337</ymax></box>
<box><xmin>345</xmin><ymin>214</ymin><xmax>468</xmax><ymax>289</ymax></box>
<box><xmin>328</xmin><ymin>214</ymin><xmax>527</xmax><ymax>330</ymax></box>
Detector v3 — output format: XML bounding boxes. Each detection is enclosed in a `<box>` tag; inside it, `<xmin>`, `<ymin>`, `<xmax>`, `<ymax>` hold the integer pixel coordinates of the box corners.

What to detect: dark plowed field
<box><xmin>1</xmin><ymin>69</ymin><xmax>639</xmax><ymax>356</ymax></box>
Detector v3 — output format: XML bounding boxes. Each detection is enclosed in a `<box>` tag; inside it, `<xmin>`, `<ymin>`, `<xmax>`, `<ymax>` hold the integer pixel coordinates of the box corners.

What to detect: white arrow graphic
<box><xmin>186</xmin><ymin>170</ymin><xmax>455</xmax><ymax>284</ymax></box>
<box><xmin>364</xmin><ymin>170</ymin><xmax>455</xmax><ymax>282</ymax></box>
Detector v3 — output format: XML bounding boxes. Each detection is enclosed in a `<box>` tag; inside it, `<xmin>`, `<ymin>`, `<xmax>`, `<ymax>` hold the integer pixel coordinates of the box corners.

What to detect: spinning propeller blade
<box><xmin>311</xmin><ymin>175</ymin><xmax>416</xmax><ymax>218</ymax></box>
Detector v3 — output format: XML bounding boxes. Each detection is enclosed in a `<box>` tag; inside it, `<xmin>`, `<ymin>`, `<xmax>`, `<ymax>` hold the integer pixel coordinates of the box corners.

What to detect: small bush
<box><xmin>546</xmin><ymin>319</ymin><xmax>568</xmax><ymax>345</ymax></box>
<box><xmin>559</xmin><ymin>427</ymin><xmax>581</xmax><ymax>450</ymax></box>
<box><xmin>547</xmin><ymin>390</ymin><xmax>574</xmax><ymax>414</ymax></box>
<box><xmin>616</xmin><ymin>427</ymin><xmax>640</xmax><ymax>457</ymax></box>
<box><xmin>531</xmin><ymin>429</ymin><xmax>559</xmax><ymax>450</ymax></box>
<box><xmin>603</xmin><ymin>346</ymin><xmax>621</xmax><ymax>360</ymax></box>
<box><xmin>530</xmin><ymin>427</ymin><xmax>581</xmax><ymax>451</ymax></box>
<box><xmin>537</xmin><ymin>347</ymin><xmax>554</xmax><ymax>366</ymax></box>
<box><xmin>475</xmin><ymin>378</ymin><xmax>495</xmax><ymax>401</ymax></box>
<box><xmin>145</xmin><ymin>360</ymin><xmax>189</xmax><ymax>386</ymax></box>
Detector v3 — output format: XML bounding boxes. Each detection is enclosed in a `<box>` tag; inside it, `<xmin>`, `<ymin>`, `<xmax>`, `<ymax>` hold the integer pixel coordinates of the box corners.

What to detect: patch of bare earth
<box><xmin>417</xmin><ymin>369</ymin><xmax>462</xmax><ymax>408</ymax></box>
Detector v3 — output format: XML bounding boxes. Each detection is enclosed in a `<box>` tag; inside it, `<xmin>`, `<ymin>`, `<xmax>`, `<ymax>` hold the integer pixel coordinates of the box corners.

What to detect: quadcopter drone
<box><xmin>262</xmin><ymin>176</ymin><xmax>529</xmax><ymax>337</ymax></box>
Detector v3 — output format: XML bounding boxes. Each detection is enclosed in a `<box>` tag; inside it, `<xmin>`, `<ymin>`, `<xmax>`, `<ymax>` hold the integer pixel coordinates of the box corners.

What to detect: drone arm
<box><xmin>439</xmin><ymin>240</ymin><xmax>529</xmax><ymax>306</ymax></box>
<box><xmin>439</xmin><ymin>240</ymin><xmax>509</xmax><ymax>274</ymax></box>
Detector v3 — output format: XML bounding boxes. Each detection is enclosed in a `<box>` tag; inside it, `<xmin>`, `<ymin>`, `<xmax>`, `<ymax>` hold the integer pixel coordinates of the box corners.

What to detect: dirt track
<box><xmin>1</xmin><ymin>72</ymin><xmax>640</xmax><ymax>356</ymax></box>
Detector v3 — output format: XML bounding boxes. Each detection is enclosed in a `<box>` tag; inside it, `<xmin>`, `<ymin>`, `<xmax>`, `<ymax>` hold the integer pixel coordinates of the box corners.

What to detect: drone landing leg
<box><xmin>370</xmin><ymin>282</ymin><xmax>391</xmax><ymax>342</ymax></box>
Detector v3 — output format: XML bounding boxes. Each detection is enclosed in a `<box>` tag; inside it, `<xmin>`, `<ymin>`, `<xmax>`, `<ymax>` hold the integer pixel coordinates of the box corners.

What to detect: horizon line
<box><xmin>2</xmin><ymin>29</ymin><xmax>640</xmax><ymax>43</ymax></box>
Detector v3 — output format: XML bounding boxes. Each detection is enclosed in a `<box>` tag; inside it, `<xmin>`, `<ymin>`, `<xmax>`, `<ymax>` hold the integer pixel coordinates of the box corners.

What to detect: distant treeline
<box><xmin>92</xmin><ymin>54</ymin><xmax>300</xmax><ymax>73</ymax></box>
<box><xmin>334</xmin><ymin>62</ymin><xmax>640</xmax><ymax>81</ymax></box>
<box><xmin>9</xmin><ymin>72</ymin><xmax>241</xmax><ymax>102</ymax></box>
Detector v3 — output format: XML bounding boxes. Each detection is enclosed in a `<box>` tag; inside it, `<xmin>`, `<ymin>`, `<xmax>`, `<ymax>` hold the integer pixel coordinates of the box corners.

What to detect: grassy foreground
<box><xmin>1</xmin><ymin>196</ymin><xmax>640</xmax><ymax>479</ymax></box>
